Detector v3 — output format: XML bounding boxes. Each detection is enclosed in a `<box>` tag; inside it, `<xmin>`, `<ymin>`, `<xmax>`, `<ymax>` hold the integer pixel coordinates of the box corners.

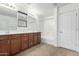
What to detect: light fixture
<box><xmin>0</xmin><ymin>3</ymin><xmax>17</xmax><ymax>11</ymax></box>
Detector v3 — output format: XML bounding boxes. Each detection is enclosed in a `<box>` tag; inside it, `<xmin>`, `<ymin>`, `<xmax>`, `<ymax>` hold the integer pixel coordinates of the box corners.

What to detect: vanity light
<box><xmin>0</xmin><ymin>3</ymin><xmax>17</xmax><ymax>11</ymax></box>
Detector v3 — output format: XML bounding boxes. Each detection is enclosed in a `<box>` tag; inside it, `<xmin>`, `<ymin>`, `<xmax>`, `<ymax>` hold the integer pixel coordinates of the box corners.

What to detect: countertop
<box><xmin>0</xmin><ymin>31</ymin><xmax>41</xmax><ymax>35</ymax></box>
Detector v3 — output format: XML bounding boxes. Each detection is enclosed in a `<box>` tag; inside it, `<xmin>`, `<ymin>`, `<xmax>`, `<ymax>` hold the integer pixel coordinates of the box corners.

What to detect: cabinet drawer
<box><xmin>22</xmin><ymin>34</ymin><xmax>28</xmax><ymax>37</ymax></box>
<box><xmin>28</xmin><ymin>33</ymin><xmax>33</xmax><ymax>36</ymax></box>
<box><xmin>22</xmin><ymin>37</ymin><xmax>28</xmax><ymax>40</ymax></box>
<box><xmin>10</xmin><ymin>34</ymin><xmax>20</xmax><ymax>39</ymax></box>
<box><xmin>0</xmin><ymin>35</ymin><xmax>9</xmax><ymax>40</ymax></box>
<box><xmin>37</xmin><ymin>33</ymin><xmax>41</xmax><ymax>35</ymax></box>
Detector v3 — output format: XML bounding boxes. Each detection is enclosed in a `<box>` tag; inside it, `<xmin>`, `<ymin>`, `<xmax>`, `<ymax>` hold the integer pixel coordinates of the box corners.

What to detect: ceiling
<box><xmin>26</xmin><ymin>3</ymin><xmax>56</xmax><ymax>17</ymax></box>
<box><xmin>15</xmin><ymin>3</ymin><xmax>69</xmax><ymax>17</ymax></box>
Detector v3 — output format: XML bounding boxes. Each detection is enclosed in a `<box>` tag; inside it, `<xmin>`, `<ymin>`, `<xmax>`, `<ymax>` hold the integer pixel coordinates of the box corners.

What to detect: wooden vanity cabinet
<box><xmin>0</xmin><ymin>35</ymin><xmax>10</xmax><ymax>56</ymax></box>
<box><xmin>10</xmin><ymin>34</ymin><xmax>21</xmax><ymax>55</ymax></box>
<box><xmin>21</xmin><ymin>34</ymin><xmax>29</xmax><ymax>50</ymax></box>
<box><xmin>0</xmin><ymin>32</ymin><xmax>41</xmax><ymax>56</ymax></box>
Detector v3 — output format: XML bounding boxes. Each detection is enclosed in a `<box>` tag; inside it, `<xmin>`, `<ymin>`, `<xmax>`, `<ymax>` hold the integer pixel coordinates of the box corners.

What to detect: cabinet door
<box><xmin>0</xmin><ymin>40</ymin><xmax>10</xmax><ymax>56</ymax></box>
<box><xmin>10</xmin><ymin>35</ymin><xmax>21</xmax><ymax>55</ymax></box>
<box><xmin>28</xmin><ymin>33</ymin><xmax>34</xmax><ymax>47</ymax></box>
<box><xmin>21</xmin><ymin>34</ymin><xmax>29</xmax><ymax>50</ymax></box>
<box><xmin>37</xmin><ymin>32</ymin><xmax>41</xmax><ymax>44</ymax></box>
<box><xmin>33</xmin><ymin>33</ymin><xmax>38</xmax><ymax>45</ymax></box>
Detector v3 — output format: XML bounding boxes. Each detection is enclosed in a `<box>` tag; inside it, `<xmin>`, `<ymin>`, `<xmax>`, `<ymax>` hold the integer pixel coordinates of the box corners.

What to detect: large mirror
<box><xmin>18</xmin><ymin>11</ymin><xmax>27</xmax><ymax>27</ymax></box>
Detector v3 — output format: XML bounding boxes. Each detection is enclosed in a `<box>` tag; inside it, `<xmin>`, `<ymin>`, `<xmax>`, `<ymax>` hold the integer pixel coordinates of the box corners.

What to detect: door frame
<box><xmin>76</xmin><ymin>9</ymin><xmax>79</xmax><ymax>52</ymax></box>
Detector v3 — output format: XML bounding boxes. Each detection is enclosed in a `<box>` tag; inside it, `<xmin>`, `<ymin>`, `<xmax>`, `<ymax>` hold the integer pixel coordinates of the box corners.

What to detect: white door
<box><xmin>58</xmin><ymin>10</ymin><xmax>77</xmax><ymax>51</ymax></box>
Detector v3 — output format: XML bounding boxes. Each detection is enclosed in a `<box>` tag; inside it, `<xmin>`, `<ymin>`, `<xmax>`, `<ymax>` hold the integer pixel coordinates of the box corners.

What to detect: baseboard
<box><xmin>41</xmin><ymin>38</ymin><xmax>57</xmax><ymax>47</ymax></box>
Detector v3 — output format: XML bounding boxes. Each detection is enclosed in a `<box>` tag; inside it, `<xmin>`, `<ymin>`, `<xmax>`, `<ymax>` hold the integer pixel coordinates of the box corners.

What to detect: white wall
<box><xmin>41</xmin><ymin>7</ymin><xmax>57</xmax><ymax>46</ymax></box>
<box><xmin>0</xmin><ymin>5</ymin><xmax>18</xmax><ymax>34</ymax></box>
<box><xmin>37</xmin><ymin>16</ymin><xmax>45</xmax><ymax>32</ymax></box>
<box><xmin>0</xmin><ymin>5</ymin><xmax>41</xmax><ymax>35</ymax></box>
<box><xmin>9</xmin><ymin>14</ymin><xmax>40</xmax><ymax>34</ymax></box>
<box><xmin>14</xmin><ymin>4</ymin><xmax>41</xmax><ymax>33</ymax></box>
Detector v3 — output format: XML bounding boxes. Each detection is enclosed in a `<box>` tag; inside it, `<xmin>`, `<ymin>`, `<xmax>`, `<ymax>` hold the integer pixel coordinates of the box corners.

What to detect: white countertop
<box><xmin>0</xmin><ymin>31</ymin><xmax>41</xmax><ymax>35</ymax></box>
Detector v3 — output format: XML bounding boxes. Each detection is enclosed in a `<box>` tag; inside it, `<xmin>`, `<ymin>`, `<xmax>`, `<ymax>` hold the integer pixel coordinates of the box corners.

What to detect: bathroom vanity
<box><xmin>0</xmin><ymin>32</ymin><xmax>41</xmax><ymax>56</ymax></box>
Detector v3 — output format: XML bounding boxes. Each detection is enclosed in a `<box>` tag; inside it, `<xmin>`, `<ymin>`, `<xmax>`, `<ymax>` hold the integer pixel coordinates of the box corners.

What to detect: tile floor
<box><xmin>16</xmin><ymin>43</ymin><xmax>79</xmax><ymax>56</ymax></box>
